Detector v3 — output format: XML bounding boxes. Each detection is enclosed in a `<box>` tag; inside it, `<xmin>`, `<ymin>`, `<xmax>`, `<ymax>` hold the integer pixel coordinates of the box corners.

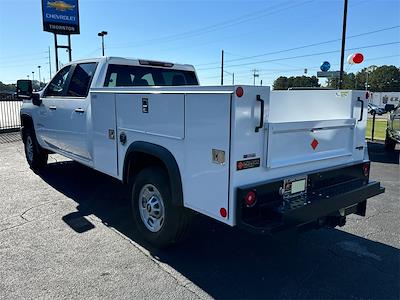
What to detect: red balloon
<box><xmin>353</xmin><ymin>53</ymin><xmax>364</xmax><ymax>64</ymax></box>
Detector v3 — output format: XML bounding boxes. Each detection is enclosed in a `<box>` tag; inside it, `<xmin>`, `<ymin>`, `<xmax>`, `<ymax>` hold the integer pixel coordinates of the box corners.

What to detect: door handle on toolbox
<box><xmin>48</xmin><ymin>105</ymin><xmax>57</xmax><ymax>110</ymax></box>
<box><xmin>255</xmin><ymin>94</ymin><xmax>264</xmax><ymax>132</ymax></box>
<box><xmin>74</xmin><ymin>108</ymin><xmax>85</xmax><ymax>113</ymax></box>
<box><xmin>357</xmin><ymin>97</ymin><xmax>364</xmax><ymax>121</ymax></box>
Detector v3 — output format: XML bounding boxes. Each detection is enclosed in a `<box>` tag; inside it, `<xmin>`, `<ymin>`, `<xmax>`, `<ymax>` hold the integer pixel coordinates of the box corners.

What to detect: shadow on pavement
<box><xmin>39</xmin><ymin>160</ymin><xmax>399</xmax><ymax>299</ymax></box>
<box><xmin>368</xmin><ymin>141</ymin><xmax>399</xmax><ymax>164</ymax></box>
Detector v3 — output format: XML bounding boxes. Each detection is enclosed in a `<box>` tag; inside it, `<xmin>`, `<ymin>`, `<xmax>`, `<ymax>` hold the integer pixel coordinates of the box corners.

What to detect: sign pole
<box><xmin>54</xmin><ymin>33</ymin><xmax>59</xmax><ymax>72</ymax></box>
<box><xmin>68</xmin><ymin>35</ymin><xmax>72</xmax><ymax>62</ymax></box>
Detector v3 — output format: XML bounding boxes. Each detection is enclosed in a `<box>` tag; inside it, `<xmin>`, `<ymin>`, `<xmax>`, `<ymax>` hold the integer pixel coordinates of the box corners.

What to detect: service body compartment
<box><xmin>229</xmin><ymin>89</ymin><xmax>369</xmax><ymax>226</ymax></box>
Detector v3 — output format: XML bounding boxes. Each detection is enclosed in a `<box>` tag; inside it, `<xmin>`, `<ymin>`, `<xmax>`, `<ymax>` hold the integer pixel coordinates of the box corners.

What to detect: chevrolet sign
<box><xmin>42</xmin><ymin>0</ymin><xmax>80</xmax><ymax>35</ymax></box>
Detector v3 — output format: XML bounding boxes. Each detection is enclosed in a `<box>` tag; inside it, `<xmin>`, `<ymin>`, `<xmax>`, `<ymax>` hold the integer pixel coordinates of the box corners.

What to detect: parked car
<box><xmin>368</xmin><ymin>103</ymin><xmax>385</xmax><ymax>115</ymax></box>
<box><xmin>385</xmin><ymin>105</ymin><xmax>400</xmax><ymax>150</ymax></box>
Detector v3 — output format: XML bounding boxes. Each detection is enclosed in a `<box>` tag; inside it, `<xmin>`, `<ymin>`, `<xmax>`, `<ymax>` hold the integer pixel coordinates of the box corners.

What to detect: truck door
<box><xmin>36</xmin><ymin>65</ymin><xmax>72</xmax><ymax>149</ymax></box>
<box><xmin>55</xmin><ymin>62</ymin><xmax>97</xmax><ymax>161</ymax></box>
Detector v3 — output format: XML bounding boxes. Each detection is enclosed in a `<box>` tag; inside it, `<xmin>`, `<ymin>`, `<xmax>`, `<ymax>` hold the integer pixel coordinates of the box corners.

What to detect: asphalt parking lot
<box><xmin>0</xmin><ymin>134</ymin><xmax>399</xmax><ymax>299</ymax></box>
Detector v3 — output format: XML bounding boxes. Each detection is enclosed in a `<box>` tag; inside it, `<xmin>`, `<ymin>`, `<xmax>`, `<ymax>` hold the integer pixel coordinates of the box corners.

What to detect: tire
<box><xmin>370</xmin><ymin>110</ymin><xmax>376</xmax><ymax>115</ymax></box>
<box><xmin>131</xmin><ymin>166</ymin><xmax>190</xmax><ymax>248</ymax></box>
<box><xmin>384</xmin><ymin>130</ymin><xmax>396</xmax><ymax>151</ymax></box>
<box><xmin>23</xmin><ymin>129</ymin><xmax>48</xmax><ymax>171</ymax></box>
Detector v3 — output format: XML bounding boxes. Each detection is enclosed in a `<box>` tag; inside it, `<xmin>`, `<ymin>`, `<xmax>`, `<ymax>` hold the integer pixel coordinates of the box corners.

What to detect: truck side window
<box><xmin>45</xmin><ymin>65</ymin><xmax>71</xmax><ymax>97</ymax></box>
<box><xmin>104</xmin><ymin>64</ymin><xmax>199</xmax><ymax>87</ymax></box>
<box><xmin>67</xmin><ymin>63</ymin><xmax>97</xmax><ymax>97</ymax></box>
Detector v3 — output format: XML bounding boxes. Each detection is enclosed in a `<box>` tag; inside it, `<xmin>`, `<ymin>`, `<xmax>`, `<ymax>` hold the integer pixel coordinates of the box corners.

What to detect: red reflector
<box><xmin>244</xmin><ymin>191</ymin><xmax>257</xmax><ymax>207</ymax></box>
<box><xmin>236</xmin><ymin>87</ymin><xmax>244</xmax><ymax>97</ymax></box>
<box><xmin>220</xmin><ymin>208</ymin><xmax>227</xmax><ymax>218</ymax></box>
<box><xmin>311</xmin><ymin>138</ymin><xmax>319</xmax><ymax>150</ymax></box>
<box><xmin>363</xmin><ymin>163</ymin><xmax>370</xmax><ymax>177</ymax></box>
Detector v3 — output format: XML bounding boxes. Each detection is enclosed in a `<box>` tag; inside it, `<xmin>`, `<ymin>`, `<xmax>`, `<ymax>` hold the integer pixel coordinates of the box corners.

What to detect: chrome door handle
<box><xmin>48</xmin><ymin>105</ymin><xmax>57</xmax><ymax>110</ymax></box>
<box><xmin>75</xmin><ymin>108</ymin><xmax>85</xmax><ymax>113</ymax></box>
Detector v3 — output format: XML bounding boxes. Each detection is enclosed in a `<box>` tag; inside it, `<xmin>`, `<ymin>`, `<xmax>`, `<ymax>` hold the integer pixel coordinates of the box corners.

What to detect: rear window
<box><xmin>104</xmin><ymin>64</ymin><xmax>198</xmax><ymax>87</ymax></box>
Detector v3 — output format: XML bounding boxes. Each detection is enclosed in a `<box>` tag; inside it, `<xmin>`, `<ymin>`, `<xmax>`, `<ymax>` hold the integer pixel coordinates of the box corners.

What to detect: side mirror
<box><xmin>385</xmin><ymin>104</ymin><xmax>395</xmax><ymax>112</ymax></box>
<box><xmin>16</xmin><ymin>79</ymin><xmax>33</xmax><ymax>99</ymax></box>
<box><xmin>32</xmin><ymin>93</ymin><xmax>42</xmax><ymax>106</ymax></box>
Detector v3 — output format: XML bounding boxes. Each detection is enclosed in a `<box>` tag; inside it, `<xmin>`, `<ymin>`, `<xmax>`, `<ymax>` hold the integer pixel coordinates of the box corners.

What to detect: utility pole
<box><xmin>339</xmin><ymin>0</ymin><xmax>348</xmax><ymax>89</ymax></box>
<box><xmin>221</xmin><ymin>50</ymin><xmax>224</xmax><ymax>86</ymax></box>
<box><xmin>48</xmin><ymin>46</ymin><xmax>52</xmax><ymax>79</ymax></box>
<box><xmin>232</xmin><ymin>73</ymin><xmax>234</xmax><ymax>85</ymax></box>
<box><xmin>252</xmin><ymin>69</ymin><xmax>259</xmax><ymax>85</ymax></box>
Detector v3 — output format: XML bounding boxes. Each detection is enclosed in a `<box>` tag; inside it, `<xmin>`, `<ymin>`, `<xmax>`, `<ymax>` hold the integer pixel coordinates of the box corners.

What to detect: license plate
<box><xmin>281</xmin><ymin>176</ymin><xmax>307</xmax><ymax>200</ymax></box>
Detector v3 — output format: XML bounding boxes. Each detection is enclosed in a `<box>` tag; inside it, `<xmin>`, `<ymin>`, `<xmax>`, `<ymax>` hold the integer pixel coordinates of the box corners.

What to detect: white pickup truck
<box><xmin>17</xmin><ymin>57</ymin><xmax>384</xmax><ymax>248</ymax></box>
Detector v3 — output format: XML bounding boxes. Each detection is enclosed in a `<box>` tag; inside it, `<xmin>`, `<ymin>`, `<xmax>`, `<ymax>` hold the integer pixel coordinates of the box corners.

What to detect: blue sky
<box><xmin>0</xmin><ymin>0</ymin><xmax>399</xmax><ymax>86</ymax></box>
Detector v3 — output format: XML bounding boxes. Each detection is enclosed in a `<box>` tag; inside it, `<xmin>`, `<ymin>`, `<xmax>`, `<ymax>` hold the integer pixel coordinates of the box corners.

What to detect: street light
<box><xmin>32</xmin><ymin>71</ymin><xmax>35</xmax><ymax>82</ymax></box>
<box><xmin>38</xmin><ymin>66</ymin><xmax>41</xmax><ymax>89</ymax></box>
<box><xmin>98</xmin><ymin>31</ymin><xmax>108</xmax><ymax>56</ymax></box>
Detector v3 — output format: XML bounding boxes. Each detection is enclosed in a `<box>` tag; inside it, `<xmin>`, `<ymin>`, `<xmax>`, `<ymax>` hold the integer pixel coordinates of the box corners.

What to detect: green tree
<box><xmin>327</xmin><ymin>72</ymin><xmax>356</xmax><ymax>89</ymax></box>
<box><xmin>320</xmin><ymin>65</ymin><xmax>399</xmax><ymax>91</ymax></box>
<box><xmin>0</xmin><ymin>81</ymin><xmax>16</xmax><ymax>93</ymax></box>
<box><xmin>273</xmin><ymin>75</ymin><xmax>320</xmax><ymax>90</ymax></box>
<box><xmin>366</xmin><ymin>65</ymin><xmax>400</xmax><ymax>92</ymax></box>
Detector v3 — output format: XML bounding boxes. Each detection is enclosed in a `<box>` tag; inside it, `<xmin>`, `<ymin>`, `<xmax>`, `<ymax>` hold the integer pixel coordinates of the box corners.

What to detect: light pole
<box><xmin>98</xmin><ymin>31</ymin><xmax>108</xmax><ymax>56</ymax></box>
<box><xmin>32</xmin><ymin>71</ymin><xmax>35</xmax><ymax>82</ymax></box>
<box><xmin>38</xmin><ymin>66</ymin><xmax>42</xmax><ymax>88</ymax></box>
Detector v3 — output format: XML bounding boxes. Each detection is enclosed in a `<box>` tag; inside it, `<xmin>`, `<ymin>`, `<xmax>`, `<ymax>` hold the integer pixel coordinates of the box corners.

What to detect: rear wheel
<box><xmin>23</xmin><ymin>129</ymin><xmax>48</xmax><ymax>171</ymax></box>
<box><xmin>131</xmin><ymin>166</ymin><xmax>190</xmax><ymax>248</ymax></box>
<box><xmin>384</xmin><ymin>130</ymin><xmax>396</xmax><ymax>151</ymax></box>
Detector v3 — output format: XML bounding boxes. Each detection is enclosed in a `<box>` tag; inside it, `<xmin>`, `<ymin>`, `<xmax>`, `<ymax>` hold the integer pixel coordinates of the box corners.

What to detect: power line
<box><xmin>197</xmin><ymin>41</ymin><xmax>400</xmax><ymax>71</ymax></box>
<box><xmin>0</xmin><ymin>51</ymin><xmax>47</xmax><ymax>61</ymax></box>
<box><xmin>197</xmin><ymin>25</ymin><xmax>400</xmax><ymax>67</ymax></box>
<box><xmin>108</xmin><ymin>1</ymin><xmax>313</xmax><ymax>49</ymax></box>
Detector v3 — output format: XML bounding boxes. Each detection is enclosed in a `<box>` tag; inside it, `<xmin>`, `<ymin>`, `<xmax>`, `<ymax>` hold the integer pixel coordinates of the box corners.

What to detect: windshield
<box><xmin>104</xmin><ymin>64</ymin><xmax>198</xmax><ymax>87</ymax></box>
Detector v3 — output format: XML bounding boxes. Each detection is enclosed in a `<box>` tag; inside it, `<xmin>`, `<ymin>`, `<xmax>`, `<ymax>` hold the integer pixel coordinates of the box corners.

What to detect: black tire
<box><xmin>131</xmin><ymin>166</ymin><xmax>190</xmax><ymax>248</ymax></box>
<box><xmin>384</xmin><ymin>130</ymin><xmax>396</xmax><ymax>151</ymax></box>
<box><xmin>370</xmin><ymin>110</ymin><xmax>375</xmax><ymax>115</ymax></box>
<box><xmin>23</xmin><ymin>129</ymin><xmax>48</xmax><ymax>171</ymax></box>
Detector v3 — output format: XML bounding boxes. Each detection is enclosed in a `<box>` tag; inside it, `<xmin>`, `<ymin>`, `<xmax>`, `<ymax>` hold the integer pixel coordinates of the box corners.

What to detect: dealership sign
<box><xmin>42</xmin><ymin>0</ymin><xmax>80</xmax><ymax>35</ymax></box>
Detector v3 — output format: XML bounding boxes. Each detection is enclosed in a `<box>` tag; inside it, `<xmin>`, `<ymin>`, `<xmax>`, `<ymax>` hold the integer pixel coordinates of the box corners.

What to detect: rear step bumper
<box><xmin>236</xmin><ymin>178</ymin><xmax>385</xmax><ymax>235</ymax></box>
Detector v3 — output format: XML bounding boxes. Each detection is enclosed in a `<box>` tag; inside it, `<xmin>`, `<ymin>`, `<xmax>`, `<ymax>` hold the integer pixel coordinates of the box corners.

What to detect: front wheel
<box><xmin>23</xmin><ymin>129</ymin><xmax>48</xmax><ymax>171</ymax></box>
<box><xmin>131</xmin><ymin>166</ymin><xmax>190</xmax><ymax>248</ymax></box>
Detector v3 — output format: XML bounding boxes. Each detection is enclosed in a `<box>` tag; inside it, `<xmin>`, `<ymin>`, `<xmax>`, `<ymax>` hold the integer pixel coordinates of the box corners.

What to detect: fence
<box><xmin>0</xmin><ymin>94</ymin><xmax>22</xmax><ymax>132</ymax></box>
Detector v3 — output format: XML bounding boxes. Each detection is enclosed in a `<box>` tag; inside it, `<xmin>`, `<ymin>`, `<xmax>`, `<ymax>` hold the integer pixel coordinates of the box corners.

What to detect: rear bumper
<box><xmin>236</xmin><ymin>164</ymin><xmax>385</xmax><ymax>235</ymax></box>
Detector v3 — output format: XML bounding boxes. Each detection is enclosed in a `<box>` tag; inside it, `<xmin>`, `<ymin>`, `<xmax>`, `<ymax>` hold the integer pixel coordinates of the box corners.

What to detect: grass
<box><xmin>366</xmin><ymin>118</ymin><xmax>387</xmax><ymax>140</ymax></box>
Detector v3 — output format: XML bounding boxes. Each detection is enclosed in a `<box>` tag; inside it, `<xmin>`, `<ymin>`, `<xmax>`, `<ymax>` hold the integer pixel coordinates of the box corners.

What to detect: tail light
<box><xmin>244</xmin><ymin>190</ymin><xmax>257</xmax><ymax>207</ymax></box>
<box><xmin>362</xmin><ymin>162</ymin><xmax>370</xmax><ymax>177</ymax></box>
<box><xmin>236</xmin><ymin>86</ymin><xmax>244</xmax><ymax>97</ymax></box>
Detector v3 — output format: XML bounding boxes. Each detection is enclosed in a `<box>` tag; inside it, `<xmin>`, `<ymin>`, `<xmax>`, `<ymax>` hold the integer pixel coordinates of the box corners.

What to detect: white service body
<box><xmin>21</xmin><ymin>57</ymin><xmax>370</xmax><ymax>227</ymax></box>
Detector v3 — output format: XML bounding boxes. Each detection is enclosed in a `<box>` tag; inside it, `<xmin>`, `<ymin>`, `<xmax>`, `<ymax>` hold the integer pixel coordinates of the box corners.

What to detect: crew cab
<box><xmin>17</xmin><ymin>57</ymin><xmax>384</xmax><ymax>248</ymax></box>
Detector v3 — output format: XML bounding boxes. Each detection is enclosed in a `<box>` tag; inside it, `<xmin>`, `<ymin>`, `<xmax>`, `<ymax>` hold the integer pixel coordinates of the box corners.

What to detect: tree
<box><xmin>273</xmin><ymin>75</ymin><xmax>320</xmax><ymax>90</ymax></box>
<box><xmin>326</xmin><ymin>65</ymin><xmax>400</xmax><ymax>91</ymax></box>
<box><xmin>327</xmin><ymin>72</ymin><xmax>356</xmax><ymax>89</ymax></box>
<box><xmin>366</xmin><ymin>65</ymin><xmax>400</xmax><ymax>92</ymax></box>
<box><xmin>0</xmin><ymin>81</ymin><xmax>16</xmax><ymax>93</ymax></box>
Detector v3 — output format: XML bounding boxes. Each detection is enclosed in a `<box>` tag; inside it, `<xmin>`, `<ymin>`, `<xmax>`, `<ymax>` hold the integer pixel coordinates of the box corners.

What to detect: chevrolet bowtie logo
<box><xmin>47</xmin><ymin>1</ymin><xmax>75</xmax><ymax>11</ymax></box>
